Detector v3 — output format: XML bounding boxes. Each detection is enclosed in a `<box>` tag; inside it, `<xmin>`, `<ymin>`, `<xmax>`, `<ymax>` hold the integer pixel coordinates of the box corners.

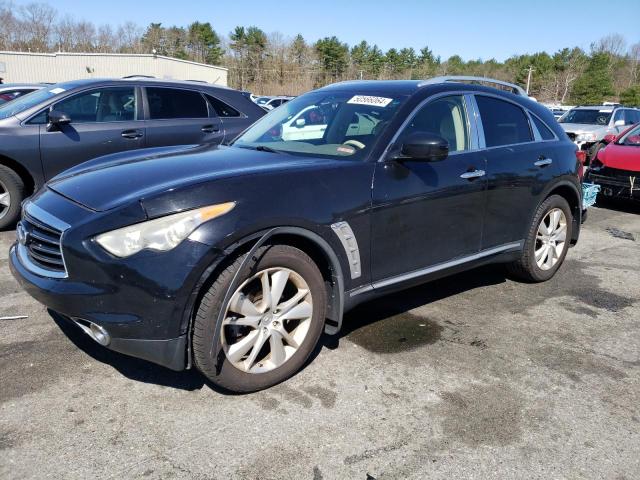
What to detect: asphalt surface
<box><xmin>1</xmin><ymin>201</ymin><xmax>639</xmax><ymax>480</ymax></box>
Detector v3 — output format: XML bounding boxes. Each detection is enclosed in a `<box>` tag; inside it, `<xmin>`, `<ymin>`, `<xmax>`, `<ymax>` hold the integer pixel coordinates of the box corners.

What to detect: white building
<box><xmin>0</xmin><ymin>51</ymin><xmax>228</xmax><ymax>86</ymax></box>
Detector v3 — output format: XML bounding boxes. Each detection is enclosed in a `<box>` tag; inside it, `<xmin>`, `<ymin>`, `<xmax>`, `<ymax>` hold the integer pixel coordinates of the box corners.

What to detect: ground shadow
<box><xmin>49</xmin><ymin>310</ymin><xmax>206</xmax><ymax>391</ymax></box>
<box><xmin>319</xmin><ymin>263</ymin><xmax>508</xmax><ymax>352</ymax></box>
<box><xmin>49</xmin><ymin>264</ymin><xmax>509</xmax><ymax>393</ymax></box>
<box><xmin>595</xmin><ymin>198</ymin><xmax>640</xmax><ymax>215</ymax></box>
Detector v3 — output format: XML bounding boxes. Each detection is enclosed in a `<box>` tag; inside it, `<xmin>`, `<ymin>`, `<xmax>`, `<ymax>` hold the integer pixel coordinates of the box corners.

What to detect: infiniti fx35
<box><xmin>10</xmin><ymin>77</ymin><xmax>583</xmax><ymax>392</ymax></box>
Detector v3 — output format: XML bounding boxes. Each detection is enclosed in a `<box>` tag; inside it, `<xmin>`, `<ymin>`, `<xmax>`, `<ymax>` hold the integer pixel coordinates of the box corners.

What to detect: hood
<box><xmin>48</xmin><ymin>144</ymin><xmax>333</xmax><ymax>211</ymax></box>
<box><xmin>598</xmin><ymin>143</ymin><xmax>640</xmax><ymax>172</ymax></box>
<box><xmin>559</xmin><ymin>123</ymin><xmax>607</xmax><ymax>134</ymax></box>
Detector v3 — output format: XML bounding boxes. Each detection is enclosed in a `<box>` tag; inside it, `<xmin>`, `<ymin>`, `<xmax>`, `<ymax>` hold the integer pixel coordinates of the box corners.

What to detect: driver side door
<box><xmin>370</xmin><ymin>94</ymin><xmax>487</xmax><ymax>283</ymax></box>
<box><xmin>39</xmin><ymin>86</ymin><xmax>145</xmax><ymax>180</ymax></box>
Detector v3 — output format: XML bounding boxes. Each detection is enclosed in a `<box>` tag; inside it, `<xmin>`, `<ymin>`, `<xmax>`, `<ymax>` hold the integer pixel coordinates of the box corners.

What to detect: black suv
<box><xmin>10</xmin><ymin>77</ymin><xmax>583</xmax><ymax>392</ymax></box>
<box><xmin>0</xmin><ymin>78</ymin><xmax>265</xmax><ymax>228</ymax></box>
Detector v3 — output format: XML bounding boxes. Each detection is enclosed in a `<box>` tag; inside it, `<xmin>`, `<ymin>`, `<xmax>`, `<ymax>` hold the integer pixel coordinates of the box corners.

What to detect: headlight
<box><xmin>576</xmin><ymin>133</ymin><xmax>597</xmax><ymax>142</ymax></box>
<box><xmin>95</xmin><ymin>202</ymin><xmax>235</xmax><ymax>258</ymax></box>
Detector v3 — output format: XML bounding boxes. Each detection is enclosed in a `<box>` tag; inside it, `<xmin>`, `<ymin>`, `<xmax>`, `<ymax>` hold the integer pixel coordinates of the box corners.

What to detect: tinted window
<box><xmin>147</xmin><ymin>88</ymin><xmax>208</xmax><ymax>120</ymax></box>
<box><xmin>613</xmin><ymin>110</ymin><xmax>624</xmax><ymax>123</ymax></box>
<box><xmin>206</xmin><ymin>94</ymin><xmax>240</xmax><ymax>117</ymax></box>
<box><xmin>476</xmin><ymin>96</ymin><xmax>532</xmax><ymax>147</ymax></box>
<box><xmin>399</xmin><ymin>95</ymin><xmax>470</xmax><ymax>152</ymax></box>
<box><xmin>623</xmin><ymin>109</ymin><xmax>639</xmax><ymax>125</ymax></box>
<box><xmin>531</xmin><ymin>115</ymin><xmax>555</xmax><ymax>141</ymax></box>
<box><xmin>629</xmin><ymin>110</ymin><xmax>640</xmax><ymax>124</ymax></box>
<box><xmin>54</xmin><ymin>87</ymin><xmax>136</xmax><ymax>123</ymax></box>
<box><xmin>0</xmin><ymin>89</ymin><xmax>35</xmax><ymax>105</ymax></box>
<box><xmin>559</xmin><ymin>109</ymin><xmax>612</xmax><ymax>125</ymax></box>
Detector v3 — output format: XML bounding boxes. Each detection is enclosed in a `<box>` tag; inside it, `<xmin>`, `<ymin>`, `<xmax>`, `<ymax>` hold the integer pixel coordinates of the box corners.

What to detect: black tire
<box><xmin>0</xmin><ymin>165</ymin><xmax>25</xmax><ymax>230</ymax></box>
<box><xmin>193</xmin><ymin>244</ymin><xmax>327</xmax><ymax>393</ymax></box>
<box><xmin>506</xmin><ymin>195</ymin><xmax>573</xmax><ymax>282</ymax></box>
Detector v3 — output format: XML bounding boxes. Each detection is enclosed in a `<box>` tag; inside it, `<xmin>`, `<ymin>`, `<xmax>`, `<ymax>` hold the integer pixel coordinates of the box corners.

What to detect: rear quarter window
<box><xmin>476</xmin><ymin>95</ymin><xmax>533</xmax><ymax>147</ymax></box>
<box><xmin>205</xmin><ymin>94</ymin><xmax>241</xmax><ymax>117</ymax></box>
<box><xmin>531</xmin><ymin>115</ymin><xmax>556</xmax><ymax>141</ymax></box>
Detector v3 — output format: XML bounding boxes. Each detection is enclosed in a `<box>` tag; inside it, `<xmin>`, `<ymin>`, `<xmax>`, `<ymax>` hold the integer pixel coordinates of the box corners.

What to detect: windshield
<box><xmin>619</xmin><ymin>124</ymin><xmax>640</xmax><ymax>146</ymax></box>
<box><xmin>233</xmin><ymin>91</ymin><xmax>406</xmax><ymax>160</ymax></box>
<box><xmin>0</xmin><ymin>85</ymin><xmax>68</xmax><ymax>120</ymax></box>
<box><xmin>559</xmin><ymin>109</ymin><xmax>612</xmax><ymax>125</ymax></box>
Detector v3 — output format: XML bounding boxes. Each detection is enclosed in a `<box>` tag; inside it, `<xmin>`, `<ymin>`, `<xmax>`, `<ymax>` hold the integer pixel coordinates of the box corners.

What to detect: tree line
<box><xmin>1</xmin><ymin>1</ymin><xmax>639</xmax><ymax>105</ymax></box>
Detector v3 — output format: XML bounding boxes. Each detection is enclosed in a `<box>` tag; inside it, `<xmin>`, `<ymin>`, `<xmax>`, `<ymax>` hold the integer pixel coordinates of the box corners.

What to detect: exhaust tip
<box><xmin>72</xmin><ymin>318</ymin><xmax>111</xmax><ymax>346</ymax></box>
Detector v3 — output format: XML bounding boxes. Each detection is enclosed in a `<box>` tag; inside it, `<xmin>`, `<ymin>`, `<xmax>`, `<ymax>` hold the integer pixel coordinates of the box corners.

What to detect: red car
<box><xmin>587</xmin><ymin>123</ymin><xmax>640</xmax><ymax>201</ymax></box>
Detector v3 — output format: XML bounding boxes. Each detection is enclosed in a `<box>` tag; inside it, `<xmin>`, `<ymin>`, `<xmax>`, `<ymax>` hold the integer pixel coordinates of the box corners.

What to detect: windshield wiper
<box><xmin>255</xmin><ymin>145</ymin><xmax>280</xmax><ymax>153</ymax></box>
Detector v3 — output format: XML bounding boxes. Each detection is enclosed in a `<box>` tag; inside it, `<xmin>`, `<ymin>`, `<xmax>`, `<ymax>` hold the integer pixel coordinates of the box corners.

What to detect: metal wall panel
<box><xmin>0</xmin><ymin>52</ymin><xmax>228</xmax><ymax>86</ymax></box>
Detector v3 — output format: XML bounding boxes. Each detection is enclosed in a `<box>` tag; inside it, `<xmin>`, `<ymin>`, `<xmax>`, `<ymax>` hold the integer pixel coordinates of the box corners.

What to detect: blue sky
<box><xmin>24</xmin><ymin>0</ymin><xmax>640</xmax><ymax>61</ymax></box>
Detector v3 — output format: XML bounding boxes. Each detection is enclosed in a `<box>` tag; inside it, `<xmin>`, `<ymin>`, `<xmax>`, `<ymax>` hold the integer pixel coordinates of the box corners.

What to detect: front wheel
<box><xmin>192</xmin><ymin>245</ymin><xmax>327</xmax><ymax>393</ymax></box>
<box><xmin>506</xmin><ymin>195</ymin><xmax>573</xmax><ymax>282</ymax></box>
<box><xmin>0</xmin><ymin>165</ymin><xmax>25</xmax><ymax>230</ymax></box>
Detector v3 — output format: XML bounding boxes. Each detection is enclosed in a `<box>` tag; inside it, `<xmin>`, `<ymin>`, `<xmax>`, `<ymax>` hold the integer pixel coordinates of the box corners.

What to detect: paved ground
<box><xmin>1</xmin><ymin>201</ymin><xmax>639</xmax><ymax>480</ymax></box>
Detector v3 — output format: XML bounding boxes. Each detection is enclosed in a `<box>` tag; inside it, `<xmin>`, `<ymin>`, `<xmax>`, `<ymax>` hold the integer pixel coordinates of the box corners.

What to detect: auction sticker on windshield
<box><xmin>347</xmin><ymin>95</ymin><xmax>393</xmax><ymax>107</ymax></box>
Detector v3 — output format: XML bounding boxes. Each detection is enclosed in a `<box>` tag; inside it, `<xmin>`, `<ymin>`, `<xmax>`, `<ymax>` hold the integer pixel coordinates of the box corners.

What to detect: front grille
<box><xmin>22</xmin><ymin>213</ymin><xmax>66</xmax><ymax>274</ymax></box>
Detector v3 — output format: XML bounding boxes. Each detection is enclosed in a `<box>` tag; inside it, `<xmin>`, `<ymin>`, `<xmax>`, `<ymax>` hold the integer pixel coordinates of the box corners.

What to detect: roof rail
<box><xmin>420</xmin><ymin>76</ymin><xmax>528</xmax><ymax>96</ymax></box>
<box><xmin>122</xmin><ymin>75</ymin><xmax>155</xmax><ymax>79</ymax></box>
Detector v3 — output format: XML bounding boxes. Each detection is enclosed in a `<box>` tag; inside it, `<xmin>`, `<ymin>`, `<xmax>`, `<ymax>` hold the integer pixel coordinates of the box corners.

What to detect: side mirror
<box><xmin>613</xmin><ymin>119</ymin><xmax>625</xmax><ymax>127</ymax></box>
<box><xmin>47</xmin><ymin>110</ymin><xmax>71</xmax><ymax>131</ymax></box>
<box><xmin>295</xmin><ymin>118</ymin><xmax>306</xmax><ymax>128</ymax></box>
<box><xmin>603</xmin><ymin>134</ymin><xmax>616</xmax><ymax>144</ymax></box>
<box><xmin>397</xmin><ymin>132</ymin><xmax>449</xmax><ymax>161</ymax></box>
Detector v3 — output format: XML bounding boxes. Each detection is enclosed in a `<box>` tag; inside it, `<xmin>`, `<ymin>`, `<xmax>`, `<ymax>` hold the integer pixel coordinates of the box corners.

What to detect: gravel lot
<box><xmin>1</xmin><ymin>202</ymin><xmax>639</xmax><ymax>480</ymax></box>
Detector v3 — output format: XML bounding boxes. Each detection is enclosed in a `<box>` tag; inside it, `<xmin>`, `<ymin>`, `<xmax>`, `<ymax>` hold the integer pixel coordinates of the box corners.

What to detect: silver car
<box><xmin>558</xmin><ymin>105</ymin><xmax>640</xmax><ymax>161</ymax></box>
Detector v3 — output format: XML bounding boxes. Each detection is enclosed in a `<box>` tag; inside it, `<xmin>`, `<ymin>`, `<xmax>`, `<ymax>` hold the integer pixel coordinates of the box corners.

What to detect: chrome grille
<box><xmin>16</xmin><ymin>203</ymin><xmax>69</xmax><ymax>278</ymax></box>
<box><xmin>22</xmin><ymin>214</ymin><xmax>65</xmax><ymax>273</ymax></box>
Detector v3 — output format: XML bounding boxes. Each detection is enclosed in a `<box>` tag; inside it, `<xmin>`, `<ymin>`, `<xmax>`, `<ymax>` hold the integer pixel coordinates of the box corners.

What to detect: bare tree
<box><xmin>20</xmin><ymin>2</ymin><xmax>56</xmax><ymax>51</ymax></box>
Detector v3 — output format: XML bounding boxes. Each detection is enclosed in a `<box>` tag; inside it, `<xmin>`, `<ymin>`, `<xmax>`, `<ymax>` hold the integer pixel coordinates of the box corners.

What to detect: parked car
<box><xmin>0</xmin><ymin>78</ymin><xmax>265</xmax><ymax>228</ymax></box>
<box><xmin>262</xmin><ymin>96</ymin><xmax>294</xmax><ymax>111</ymax></box>
<box><xmin>0</xmin><ymin>84</ymin><xmax>45</xmax><ymax>105</ymax></box>
<box><xmin>585</xmin><ymin>123</ymin><xmax>640</xmax><ymax>201</ymax></box>
<box><xmin>558</xmin><ymin>104</ymin><xmax>640</xmax><ymax>162</ymax></box>
<box><xmin>10</xmin><ymin>76</ymin><xmax>583</xmax><ymax>392</ymax></box>
<box><xmin>254</xmin><ymin>96</ymin><xmax>273</xmax><ymax>106</ymax></box>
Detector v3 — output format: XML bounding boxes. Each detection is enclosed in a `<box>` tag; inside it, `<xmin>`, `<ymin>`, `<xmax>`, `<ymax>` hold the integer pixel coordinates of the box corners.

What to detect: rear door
<box><xmin>143</xmin><ymin>87</ymin><xmax>223</xmax><ymax>147</ymax></box>
<box><xmin>39</xmin><ymin>86</ymin><xmax>144</xmax><ymax>179</ymax></box>
<box><xmin>476</xmin><ymin>94</ymin><xmax>556</xmax><ymax>248</ymax></box>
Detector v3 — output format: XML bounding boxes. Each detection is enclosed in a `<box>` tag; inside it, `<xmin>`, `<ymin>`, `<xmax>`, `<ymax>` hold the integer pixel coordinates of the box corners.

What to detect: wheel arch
<box><xmin>0</xmin><ymin>154</ymin><xmax>36</xmax><ymax>196</ymax></box>
<box><xmin>182</xmin><ymin>226</ymin><xmax>346</xmax><ymax>368</ymax></box>
<box><xmin>541</xmin><ymin>180</ymin><xmax>582</xmax><ymax>245</ymax></box>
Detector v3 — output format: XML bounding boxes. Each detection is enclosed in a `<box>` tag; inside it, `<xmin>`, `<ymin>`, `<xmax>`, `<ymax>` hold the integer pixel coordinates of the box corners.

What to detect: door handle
<box><xmin>201</xmin><ymin>124</ymin><xmax>220</xmax><ymax>133</ymax></box>
<box><xmin>534</xmin><ymin>157</ymin><xmax>553</xmax><ymax>167</ymax></box>
<box><xmin>460</xmin><ymin>169</ymin><xmax>486</xmax><ymax>179</ymax></box>
<box><xmin>121</xmin><ymin>129</ymin><xmax>143</xmax><ymax>139</ymax></box>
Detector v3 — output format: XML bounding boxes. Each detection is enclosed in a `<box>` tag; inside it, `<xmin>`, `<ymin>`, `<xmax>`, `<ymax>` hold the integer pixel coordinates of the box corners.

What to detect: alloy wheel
<box><xmin>221</xmin><ymin>267</ymin><xmax>313</xmax><ymax>374</ymax></box>
<box><xmin>0</xmin><ymin>179</ymin><xmax>10</xmax><ymax>221</ymax></box>
<box><xmin>535</xmin><ymin>208</ymin><xmax>567</xmax><ymax>271</ymax></box>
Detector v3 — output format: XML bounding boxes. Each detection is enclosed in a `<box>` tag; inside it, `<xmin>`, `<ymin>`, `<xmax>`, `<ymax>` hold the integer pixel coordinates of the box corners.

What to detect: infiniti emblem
<box><xmin>16</xmin><ymin>223</ymin><xmax>29</xmax><ymax>246</ymax></box>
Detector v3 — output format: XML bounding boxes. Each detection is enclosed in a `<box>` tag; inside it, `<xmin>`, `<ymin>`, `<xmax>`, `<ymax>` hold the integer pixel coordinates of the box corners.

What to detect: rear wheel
<box><xmin>507</xmin><ymin>195</ymin><xmax>572</xmax><ymax>282</ymax></box>
<box><xmin>0</xmin><ymin>165</ymin><xmax>24</xmax><ymax>230</ymax></box>
<box><xmin>193</xmin><ymin>245</ymin><xmax>326</xmax><ymax>392</ymax></box>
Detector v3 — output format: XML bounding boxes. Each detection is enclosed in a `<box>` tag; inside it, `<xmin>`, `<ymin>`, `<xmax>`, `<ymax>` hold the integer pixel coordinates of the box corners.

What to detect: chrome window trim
<box><xmin>378</xmin><ymin>90</ymin><xmax>476</xmax><ymax>162</ymax></box>
<box><xmin>467</xmin><ymin>94</ymin><xmax>486</xmax><ymax>149</ymax></box>
<box><xmin>350</xmin><ymin>241</ymin><xmax>523</xmax><ymax>297</ymax></box>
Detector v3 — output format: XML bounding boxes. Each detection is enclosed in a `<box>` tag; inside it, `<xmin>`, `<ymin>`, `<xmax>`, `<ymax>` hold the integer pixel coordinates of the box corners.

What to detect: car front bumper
<box><xmin>587</xmin><ymin>171</ymin><xmax>640</xmax><ymax>201</ymax></box>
